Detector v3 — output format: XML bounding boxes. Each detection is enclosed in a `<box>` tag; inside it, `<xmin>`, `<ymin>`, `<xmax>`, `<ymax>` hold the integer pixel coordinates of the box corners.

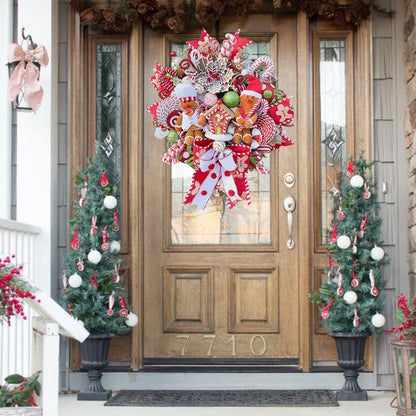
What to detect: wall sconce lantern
<box><xmin>7</xmin><ymin>28</ymin><xmax>49</xmax><ymax>112</ymax></box>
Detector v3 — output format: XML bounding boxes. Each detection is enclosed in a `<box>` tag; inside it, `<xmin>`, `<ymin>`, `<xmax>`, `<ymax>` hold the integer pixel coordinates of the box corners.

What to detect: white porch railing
<box><xmin>0</xmin><ymin>218</ymin><xmax>90</xmax><ymax>415</ymax></box>
<box><xmin>0</xmin><ymin>218</ymin><xmax>41</xmax><ymax>381</ymax></box>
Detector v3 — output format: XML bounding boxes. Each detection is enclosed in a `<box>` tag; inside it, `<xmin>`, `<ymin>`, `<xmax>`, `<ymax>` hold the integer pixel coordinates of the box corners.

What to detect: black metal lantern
<box><xmin>7</xmin><ymin>60</ymin><xmax>41</xmax><ymax>111</ymax></box>
<box><xmin>7</xmin><ymin>28</ymin><xmax>45</xmax><ymax>111</ymax></box>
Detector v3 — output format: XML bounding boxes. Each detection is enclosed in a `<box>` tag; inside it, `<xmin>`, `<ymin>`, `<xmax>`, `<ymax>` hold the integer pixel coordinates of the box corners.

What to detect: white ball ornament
<box><xmin>125</xmin><ymin>312</ymin><xmax>139</xmax><ymax>327</ymax></box>
<box><xmin>371</xmin><ymin>313</ymin><xmax>386</xmax><ymax>328</ymax></box>
<box><xmin>103</xmin><ymin>195</ymin><xmax>117</xmax><ymax>210</ymax></box>
<box><xmin>350</xmin><ymin>175</ymin><xmax>364</xmax><ymax>188</ymax></box>
<box><xmin>337</xmin><ymin>235</ymin><xmax>351</xmax><ymax>250</ymax></box>
<box><xmin>109</xmin><ymin>240</ymin><xmax>121</xmax><ymax>253</ymax></box>
<box><xmin>343</xmin><ymin>290</ymin><xmax>358</xmax><ymax>305</ymax></box>
<box><xmin>87</xmin><ymin>249</ymin><xmax>102</xmax><ymax>264</ymax></box>
<box><xmin>370</xmin><ymin>245</ymin><xmax>385</xmax><ymax>261</ymax></box>
<box><xmin>68</xmin><ymin>273</ymin><xmax>82</xmax><ymax>288</ymax></box>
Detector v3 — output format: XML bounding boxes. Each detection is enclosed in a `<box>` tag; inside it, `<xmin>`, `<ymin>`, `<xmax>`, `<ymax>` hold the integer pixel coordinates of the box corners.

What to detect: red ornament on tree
<box><xmin>351</xmin><ymin>261</ymin><xmax>359</xmax><ymax>288</ymax></box>
<box><xmin>119</xmin><ymin>294</ymin><xmax>128</xmax><ymax>317</ymax></box>
<box><xmin>347</xmin><ymin>160</ymin><xmax>354</xmax><ymax>177</ymax></box>
<box><xmin>99</xmin><ymin>171</ymin><xmax>108</xmax><ymax>187</ymax></box>
<box><xmin>330</xmin><ymin>220</ymin><xmax>338</xmax><ymax>243</ymax></box>
<box><xmin>321</xmin><ymin>299</ymin><xmax>334</xmax><ymax>320</ymax></box>
<box><xmin>359</xmin><ymin>212</ymin><xmax>368</xmax><ymax>238</ymax></box>
<box><xmin>70</xmin><ymin>228</ymin><xmax>80</xmax><ymax>249</ymax></box>
<box><xmin>113</xmin><ymin>210</ymin><xmax>119</xmax><ymax>232</ymax></box>
<box><xmin>336</xmin><ymin>272</ymin><xmax>344</xmax><ymax>297</ymax></box>
<box><xmin>101</xmin><ymin>225</ymin><xmax>109</xmax><ymax>250</ymax></box>
<box><xmin>90</xmin><ymin>272</ymin><xmax>98</xmax><ymax>291</ymax></box>
<box><xmin>77</xmin><ymin>257</ymin><xmax>84</xmax><ymax>271</ymax></box>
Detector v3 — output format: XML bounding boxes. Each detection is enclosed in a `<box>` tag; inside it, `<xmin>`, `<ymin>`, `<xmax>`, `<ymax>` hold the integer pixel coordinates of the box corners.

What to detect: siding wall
<box><xmin>406</xmin><ymin>2</ymin><xmax>416</xmax><ymax>289</ymax></box>
<box><xmin>57</xmin><ymin>0</ymin><xmax>70</xmax><ymax>391</ymax></box>
<box><xmin>373</xmin><ymin>0</ymin><xmax>408</xmax><ymax>389</ymax></box>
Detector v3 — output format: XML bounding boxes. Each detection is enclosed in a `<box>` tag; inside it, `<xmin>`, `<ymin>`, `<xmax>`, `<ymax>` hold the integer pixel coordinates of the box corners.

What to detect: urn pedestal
<box><xmin>77</xmin><ymin>333</ymin><xmax>115</xmax><ymax>401</ymax></box>
<box><xmin>330</xmin><ymin>332</ymin><xmax>369</xmax><ymax>401</ymax></box>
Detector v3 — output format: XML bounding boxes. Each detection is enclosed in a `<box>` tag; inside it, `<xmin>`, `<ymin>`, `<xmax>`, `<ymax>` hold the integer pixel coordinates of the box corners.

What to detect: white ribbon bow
<box><xmin>192</xmin><ymin>148</ymin><xmax>241</xmax><ymax>209</ymax></box>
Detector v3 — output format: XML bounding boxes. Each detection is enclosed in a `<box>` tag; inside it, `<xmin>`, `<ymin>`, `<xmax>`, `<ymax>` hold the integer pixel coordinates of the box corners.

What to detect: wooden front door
<box><xmin>142</xmin><ymin>14</ymin><xmax>301</xmax><ymax>367</ymax></box>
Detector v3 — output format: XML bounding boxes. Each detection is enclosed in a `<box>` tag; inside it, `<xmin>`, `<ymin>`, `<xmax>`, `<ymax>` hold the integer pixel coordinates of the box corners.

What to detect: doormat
<box><xmin>104</xmin><ymin>389</ymin><xmax>338</xmax><ymax>407</ymax></box>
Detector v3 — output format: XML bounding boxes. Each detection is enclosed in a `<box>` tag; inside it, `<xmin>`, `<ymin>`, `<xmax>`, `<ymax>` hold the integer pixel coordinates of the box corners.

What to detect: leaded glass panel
<box><xmin>170</xmin><ymin>41</ymin><xmax>272</xmax><ymax>245</ymax></box>
<box><xmin>319</xmin><ymin>39</ymin><xmax>347</xmax><ymax>245</ymax></box>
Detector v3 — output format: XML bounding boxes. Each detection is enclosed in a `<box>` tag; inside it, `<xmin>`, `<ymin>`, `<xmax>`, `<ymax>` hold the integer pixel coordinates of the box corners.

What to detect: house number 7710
<box><xmin>175</xmin><ymin>334</ymin><xmax>268</xmax><ymax>356</ymax></box>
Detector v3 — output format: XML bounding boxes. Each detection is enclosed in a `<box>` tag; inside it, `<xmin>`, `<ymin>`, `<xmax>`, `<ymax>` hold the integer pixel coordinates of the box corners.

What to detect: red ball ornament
<box><xmin>119</xmin><ymin>308</ymin><xmax>128</xmax><ymax>318</ymax></box>
<box><xmin>170</xmin><ymin>51</ymin><xmax>177</xmax><ymax>57</ymax></box>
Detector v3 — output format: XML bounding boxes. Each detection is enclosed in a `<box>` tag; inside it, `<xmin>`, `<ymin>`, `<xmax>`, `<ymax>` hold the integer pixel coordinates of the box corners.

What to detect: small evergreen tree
<box><xmin>60</xmin><ymin>156</ymin><xmax>137</xmax><ymax>334</ymax></box>
<box><xmin>309</xmin><ymin>154</ymin><xmax>388</xmax><ymax>334</ymax></box>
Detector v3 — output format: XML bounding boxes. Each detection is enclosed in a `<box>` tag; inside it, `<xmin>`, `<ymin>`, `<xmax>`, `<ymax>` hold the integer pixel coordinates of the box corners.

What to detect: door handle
<box><xmin>283</xmin><ymin>196</ymin><xmax>296</xmax><ymax>249</ymax></box>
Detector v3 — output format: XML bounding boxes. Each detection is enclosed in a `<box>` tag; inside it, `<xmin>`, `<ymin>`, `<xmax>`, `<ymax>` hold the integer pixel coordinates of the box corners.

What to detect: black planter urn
<box><xmin>330</xmin><ymin>332</ymin><xmax>369</xmax><ymax>401</ymax></box>
<box><xmin>77</xmin><ymin>333</ymin><xmax>116</xmax><ymax>401</ymax></box>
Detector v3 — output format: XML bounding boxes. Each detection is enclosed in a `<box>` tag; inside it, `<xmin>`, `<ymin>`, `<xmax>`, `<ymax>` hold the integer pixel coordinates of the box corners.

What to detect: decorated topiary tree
<box><xmin>60</xmin><ymin>156</ymin><xmax>138</xmax><ymax>334</ymax></box>
<box><xmin>309</xmin><ymin>153</ymin><xmax>388</xmax><ymax>400</ymax></box>
<box><xmin>60</xmin><ymin>155</ymin><xmax>138</xmax><ymax>400</ymax></box>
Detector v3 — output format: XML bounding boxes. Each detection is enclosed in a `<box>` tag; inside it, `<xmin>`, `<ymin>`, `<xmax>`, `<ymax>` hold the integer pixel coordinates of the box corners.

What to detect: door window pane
<box><xmin>319</xmin><ymin>39</ymin><xmax>347</xmax><ymax>245</ymax></box>
<box><xmin>170</xmin><ymin>41</ymin><xmax>272</xmax><ymax>245</ymax></box>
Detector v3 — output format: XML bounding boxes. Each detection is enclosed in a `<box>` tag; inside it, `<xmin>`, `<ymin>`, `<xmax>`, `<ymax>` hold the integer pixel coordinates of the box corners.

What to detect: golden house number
<box><xmin>175</xmin><ymin>334</ymin><xmax>267</xmax><ymax>356</ymax></box>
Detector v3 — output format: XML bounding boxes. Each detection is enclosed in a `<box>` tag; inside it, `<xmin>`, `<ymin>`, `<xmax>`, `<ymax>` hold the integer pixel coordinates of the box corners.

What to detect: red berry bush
<box><xmin>0</xmin><ymin>256</ymin><xmax>38</xmax><ymax>326</ymax></box>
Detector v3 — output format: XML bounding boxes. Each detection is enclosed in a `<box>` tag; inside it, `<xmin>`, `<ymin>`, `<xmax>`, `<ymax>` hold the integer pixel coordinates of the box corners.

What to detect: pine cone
<box><xmin>211</xmin><ymin>0</ymin><xmax>225</xmax><ymax>14</ymax></box>
<box><xmin>80</xmin><ymin>8</ymin><xmax>100</xmax><ymax>25</ymax></box>
<box><xmin>166</xmin><ymin>16</ymin><xmax>179</xmax><ymax>32</ymax></box>
<box><xmin>70</xmin><ymin>0</ymin><xmax>85</xmax><ymax>13</ymax></box>
<box><xmin>150</xmin><ymin>9</ymin><xmax>167</xmax><ymax>28</ymax></box>
<box><xmin>102</xmin><ymin>9</ymin><xmax>118</xmax><ymax>23</ymax></box>
<box><xmin>137</xmin><ymin>3</ymin><xmax>148</xmax><ymax>14</ymax></box>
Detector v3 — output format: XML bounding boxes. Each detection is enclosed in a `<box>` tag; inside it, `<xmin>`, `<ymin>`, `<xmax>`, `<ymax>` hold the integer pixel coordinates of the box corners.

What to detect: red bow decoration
<box><xmin>347</xmin><ymin>161</ymin><xmax>354</xmax><ymax>177</ymax></box>
<box><xmin>99</xmin><ymin>171</ymin><xmax>108</xmax><ymax>187</ymax></box>
<box><xmin>7</xmin><ymin>43</ymin><xmax>49</xmax><ymax>113</ymax></box>
<box><xmin>70</xmin><ymin>228</ymin><xmax>80</xmax><ymax>250</ymax></box>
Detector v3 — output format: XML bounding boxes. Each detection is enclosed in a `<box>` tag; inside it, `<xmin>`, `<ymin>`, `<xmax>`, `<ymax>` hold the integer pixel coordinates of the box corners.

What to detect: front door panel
<box><xmin>143</xmin><ymin>15</ymin><xmax>299</xmax><ymax>365</ymax></box>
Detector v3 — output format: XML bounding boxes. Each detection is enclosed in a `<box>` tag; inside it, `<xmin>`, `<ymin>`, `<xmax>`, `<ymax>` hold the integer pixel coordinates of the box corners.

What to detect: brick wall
<box><xmin>405</xmin><ymin>0</ymin><xmax>416</xmax><ymax>293</ymax></box>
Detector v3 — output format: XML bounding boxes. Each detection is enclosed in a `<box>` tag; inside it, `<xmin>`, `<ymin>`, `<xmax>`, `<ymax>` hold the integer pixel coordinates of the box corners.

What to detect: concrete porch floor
<box><xmin>59</xmin><ymin>390</ymin><xmax>396</xmax><ymax>416</ymax></box>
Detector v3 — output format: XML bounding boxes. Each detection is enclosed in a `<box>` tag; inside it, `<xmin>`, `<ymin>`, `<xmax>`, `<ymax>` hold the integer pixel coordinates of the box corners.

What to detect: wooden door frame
<box><xmin>69</xmin><ymin>10</ymin><xmax>372</xmax><ymax>372</ymax></box>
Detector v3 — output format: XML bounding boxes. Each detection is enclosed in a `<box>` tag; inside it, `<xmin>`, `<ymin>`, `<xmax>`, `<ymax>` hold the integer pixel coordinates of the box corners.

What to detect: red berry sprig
<box><xmin>0</xmin><ymin>256</ymin><xmax>38</xmax><ymax>326</ymax></box>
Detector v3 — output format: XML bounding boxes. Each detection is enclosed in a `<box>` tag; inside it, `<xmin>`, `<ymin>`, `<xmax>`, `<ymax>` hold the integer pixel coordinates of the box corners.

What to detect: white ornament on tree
<box><xmin>350</xmin><ymin>175</ymin><xmax>364</xmax><ymax>188</ymax></box>
<box><xmin>370</xmin><ymin>245</ymin><xmax>385</xmax><ymax>261</ymax></box>
<box><xmin>68</xmin><ymin>273</ymin><xmax>82</xmax><ymax>288</ymax></box>
<box><xmin>125</xmin><ymin>312</ymin><xmax>139</xmax><ymax>327</ymax></box>
<box><xmin>371</xmin><ymin>313</ymin><xmax>385</xmax><ymax>328</ymax></box>
<box><xmin>343</xmin><ymin>290</ymin><xmax>358</xmax><ymax>305</ymax></box>
<box><xmin>103</xmin><ymin>195</ymin><xmax>117</xmax><ymax>209</ymax></box>
<box><xmin>109</xmin><ymin>240</ymin><xmax>121</xmax><ymax>254</ymax></box>
<box><xmin>87</xmin><ymin>249</ymin><xmax>102</xmax><ymax>264</ymax></box>
<box><xmin>337</xmin><ymin>235</ymin><xmax>351</xmax><ymax>250</ymax></box>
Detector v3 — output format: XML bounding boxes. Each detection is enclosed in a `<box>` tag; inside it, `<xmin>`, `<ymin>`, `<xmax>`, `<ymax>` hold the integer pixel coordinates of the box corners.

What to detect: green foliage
<box><xmin>0</xmin><ymin>371</ymin><xmax>41</xmax><ymax>407</ymax></box>
<box><xmin>309</xmin><ymin>153</ymin><xmax>388</xmax><ymax>335</ymax></box>
<box><xmin>60</xmin><ymin>156</ymin><xmax>132</xmax><ymax>335</ymax></box>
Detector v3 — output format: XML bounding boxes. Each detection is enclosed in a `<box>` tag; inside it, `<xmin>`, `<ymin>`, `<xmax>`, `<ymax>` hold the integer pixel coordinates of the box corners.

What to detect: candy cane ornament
<box><xmin>90</xmin><ymin>216</ymin><xmax>98</xmax><ymax>235</ymax></box>
<box><xmin>369</xmin><ymin>269</ymin><xmax>379</xmax><ymax>296</ymax></box>
<box><xmin>321</xmin><ymin>299</ymin><xmax>335</xmax><ymax>320</ymax></box>
<box><xmin>353</xmin><ymin>307</ymin><xmax>360</xmax><ymax>327</ymax></box>
<box><xmin>337</xmin><ymin>272</ymin><xmax>344</xmax><ymax>297</ymax></box>
<box><xmin>107</xmin><ymin>291</ymin><xmax>115</xmax><ymax>316</ymax></box>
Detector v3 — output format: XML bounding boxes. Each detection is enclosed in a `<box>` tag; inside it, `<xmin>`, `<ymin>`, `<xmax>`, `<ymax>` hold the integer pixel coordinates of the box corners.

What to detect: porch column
<box><xmin>0</xmin><ymin>0</ymin><xmax>13</xmax><ymax>218</ymax></box>
<box><xmin>16</xmin><ymin>0</ymin><xmax>58</xmax><ymax>293</ymax></box>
